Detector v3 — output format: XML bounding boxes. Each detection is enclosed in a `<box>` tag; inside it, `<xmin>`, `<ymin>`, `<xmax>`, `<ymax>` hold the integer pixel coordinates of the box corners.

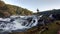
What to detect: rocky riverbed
<box><xmin>0</xmin><ymin>15</ymin><xmax>55</xmax><ymax>34</ymax></box>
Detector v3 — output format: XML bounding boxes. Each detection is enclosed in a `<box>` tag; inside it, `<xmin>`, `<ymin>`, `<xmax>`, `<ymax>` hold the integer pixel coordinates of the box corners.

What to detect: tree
<box><xmin>37</xmin><ymin>8</ymin><xmax>39</xmax><ymax>13</ymax></box>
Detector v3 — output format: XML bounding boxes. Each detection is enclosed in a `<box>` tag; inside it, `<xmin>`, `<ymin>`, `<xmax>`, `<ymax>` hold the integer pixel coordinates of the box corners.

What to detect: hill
<box><xmin>0</xmin><ymin>1</ymin><xmax>33</xmax><ymax>18</ymax></box>
<box><xmin>34</xmin><ymin>9</ymin><xmax>60</xmax><ymax>16</ymax></box>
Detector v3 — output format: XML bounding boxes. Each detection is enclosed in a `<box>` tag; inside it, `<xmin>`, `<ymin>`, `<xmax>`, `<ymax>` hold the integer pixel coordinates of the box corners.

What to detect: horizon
<box><xmin>2</xmin><ymin>0</ymin><xmax>60</xmax><ymax>12</ymax></box>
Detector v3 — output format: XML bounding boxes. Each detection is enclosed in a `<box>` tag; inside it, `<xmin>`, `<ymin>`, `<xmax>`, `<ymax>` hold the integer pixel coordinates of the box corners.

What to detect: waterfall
<box><xmin>0</xmin><ymin>15</ymin><xmax>39</xmax><ymax>33</ymax></box>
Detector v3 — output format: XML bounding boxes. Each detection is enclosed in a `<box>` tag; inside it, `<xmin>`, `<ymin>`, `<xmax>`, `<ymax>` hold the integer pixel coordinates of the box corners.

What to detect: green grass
<box><xmin>9</xmin><ymin>21</ymin><xmax>60</xmax><ymax>34</ymax></box>
<box><xmin>41</xmin><ymin>21</ymin><xmax>60</xmax><ymax>34</ymax></box>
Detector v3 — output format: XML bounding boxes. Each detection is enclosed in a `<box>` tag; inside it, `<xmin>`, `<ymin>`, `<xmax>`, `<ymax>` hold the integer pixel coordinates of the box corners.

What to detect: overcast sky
<box><xmin>2</xmin><ymin>0</ymin><xmax>60</xmax><ymax>12</ymax></box>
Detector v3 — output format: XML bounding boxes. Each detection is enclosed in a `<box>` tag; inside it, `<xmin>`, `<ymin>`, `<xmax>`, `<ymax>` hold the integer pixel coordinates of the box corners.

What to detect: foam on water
<box><xmin>0</xmin><ymin>15</ymin><xmax>40</xmax><ymax>33</ymax></box>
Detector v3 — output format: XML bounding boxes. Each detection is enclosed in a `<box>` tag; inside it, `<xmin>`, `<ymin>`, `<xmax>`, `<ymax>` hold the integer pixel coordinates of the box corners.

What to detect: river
<box><xmin>0</xmin><ymin>15</ymin><xmax>43</xmax><ymax>34</ymax></box>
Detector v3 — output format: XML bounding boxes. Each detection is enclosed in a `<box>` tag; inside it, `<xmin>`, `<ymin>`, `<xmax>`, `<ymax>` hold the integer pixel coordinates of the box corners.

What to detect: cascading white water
<box><xmin>0</xmin><ymin>15</ymin><xmax>40</xmax><ymax>33</ymax></box>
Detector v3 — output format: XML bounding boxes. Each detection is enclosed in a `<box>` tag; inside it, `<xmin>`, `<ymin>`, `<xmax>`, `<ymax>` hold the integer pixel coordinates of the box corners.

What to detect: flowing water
<box><xmin>0</xmin><ymin>15</ymin><xmax>43</xmax><ymax>34</ymax></box>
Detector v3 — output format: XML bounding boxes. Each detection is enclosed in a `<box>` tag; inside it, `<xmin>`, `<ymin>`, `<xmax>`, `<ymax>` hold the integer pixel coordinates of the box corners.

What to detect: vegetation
<box><xmin>34</xmin><ymin>9</ymin><xmax>60</xmax><ymax>16</ymax></box>
<box><xmin>0</xmin><ymin>0</ymin><xmax>60</xmax><ymax>34</ymax></box>
<box><xmin>41</xmin><ymin>21</ymin><xmax>60</xmax><ymax>34</ymax></box>
<box><xmin>9</xmin><ymin>21</ymin><xmax>60</xmax><ymax>34</ymax></box>
<box><xmin>0</xmin><ymin>1</ymin><xmax>33</xmax><ymax>18</ymax></box>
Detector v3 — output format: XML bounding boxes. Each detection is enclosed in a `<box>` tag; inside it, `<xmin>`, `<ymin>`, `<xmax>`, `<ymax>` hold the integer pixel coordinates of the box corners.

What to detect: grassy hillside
<box><xmin>0</xmin><ymin>1</ymin><xmax>33</xmax><ymax>18</ymax></box>
<box><xmin>34</xmin><ymin>9</ymin><xmax>60</xmax><ymax>16</ymax></box>
<box><xmin>41</xmin><ymin>21</ymin><xmax>60</xmax><ymax>34</ymax></box>
<box><xmin>9</xmin><ymin>20</ymin><xmax>60</xmax><ymax>34</ymax></box>
<box><xmin>0</xmin><ymin>1</ymin><xmax>60</xmax><ymax>34</ymax></box>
